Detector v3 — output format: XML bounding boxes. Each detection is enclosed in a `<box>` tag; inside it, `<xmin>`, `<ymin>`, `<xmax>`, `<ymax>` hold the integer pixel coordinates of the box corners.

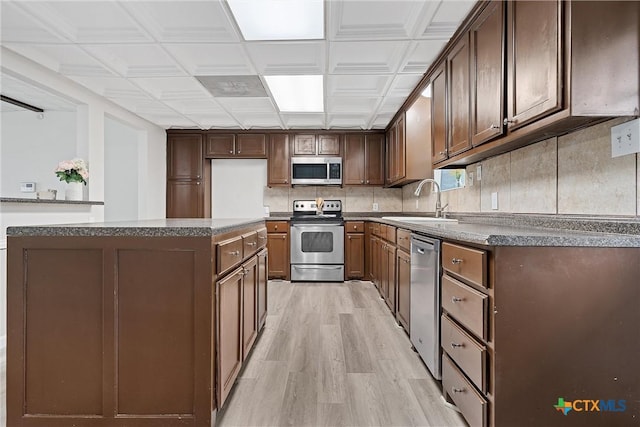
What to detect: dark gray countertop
<box><xmin>269</xmin><ymin>212</ymin><xmax>640</xmax><ymax>247</ymax></box>
<box><xmin>6</xmin><ymin>218</ymin><xmax>266</xmax><ymax>237</ymax></box>
<box><xmin>1</xmin><ymin>197</ymin><xmax>104</xmax><ymax>205</ymax></box>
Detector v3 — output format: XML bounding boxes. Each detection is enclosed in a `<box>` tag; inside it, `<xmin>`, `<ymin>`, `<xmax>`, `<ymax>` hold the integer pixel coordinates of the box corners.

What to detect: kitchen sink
<box><xmin>381</xmin><ymin>216</ymin><xmax>458</xmax><ymax>224</ymax></box>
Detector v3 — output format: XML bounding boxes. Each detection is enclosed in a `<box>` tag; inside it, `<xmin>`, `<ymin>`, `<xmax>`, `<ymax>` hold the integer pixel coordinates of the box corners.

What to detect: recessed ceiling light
<box><xmin>227</xmin><ymin>0</ymin><xmax>324</xmax><ymax>41</ymax></box>
<box><xmin>264</xmin><ymin>75</ymin><xmax>324</xmax><ymax>112</ymax></box>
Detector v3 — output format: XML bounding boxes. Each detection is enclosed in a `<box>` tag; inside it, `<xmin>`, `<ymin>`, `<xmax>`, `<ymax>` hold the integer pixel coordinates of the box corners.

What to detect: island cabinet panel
<box><xmin>23</xmin><ymin>248</ymin><xmax>104</xmax><ymax>416</ymax></box>
<box><xmin>116</xmin><ymin>249</ymin><xmax>196</xmax><ymax>415</ymax></box>
<box><xmin>257</xmin><ymin>248</ymin><xmax>268</xmax><ymax>329</ymax></box>
<box><xmin>217</xmin><ymin>267</ymin><xmax>243</xmax><ymax>407</ymax></box>
<box><xmin>396</xmin><ymin>247</ymin><xmax>411</xmax><ymax>333</ymax></box>
<box><xmin>242</xmin><ymin>256</ymin><xmax>258</xmax><ymax>360</ymax></box>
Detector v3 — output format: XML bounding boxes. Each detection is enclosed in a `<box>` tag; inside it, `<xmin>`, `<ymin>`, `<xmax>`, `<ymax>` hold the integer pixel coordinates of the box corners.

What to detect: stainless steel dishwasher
<box><xmin>410</xmin><ymin>234</ymin><xmax>442</xmax><ymax>380</ymax></box>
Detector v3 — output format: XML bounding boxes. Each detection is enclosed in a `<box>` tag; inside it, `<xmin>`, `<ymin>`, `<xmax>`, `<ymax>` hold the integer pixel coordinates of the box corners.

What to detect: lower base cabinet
<box><xmin>241</xmin><ymin>256</ymin><xmax>258</xmax><ymax>361</ymax></box>
<box><xmin>396</xmin><ymin>248</ymin><xmax>411</xmax><ymax>332</ymax></box>
<box><xmin>257</xmin><ymin>248</ymin><xmax>268</xmax><ymax>329</ymax></box>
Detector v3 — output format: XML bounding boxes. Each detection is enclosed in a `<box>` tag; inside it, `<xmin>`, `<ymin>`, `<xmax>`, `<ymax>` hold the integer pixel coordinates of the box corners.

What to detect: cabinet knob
<box><xmin>451</xmin><ymin>258</ymin><xmax>463</xmax><ymax>264</ymax></box>
<box><xmin>451</xmin><ymin>342</ymin><xmax>464</xmax><ymax>349</ymax></box>
<box><xmin>284</xmin><ymin>179</ymin><xmax>288</xmax><ymax>183</ymax></box>
<box><xmin>229</xmin><ymin>150</ymin><xmax>233</xmax><ymax>154</ymax></box>
<box><xmin>282</xmin><ymin>235</ymin><xmax>286</xmax><ymax>239</ymax></box>
<box><xmin>439</xmin><ymin>151</ymin><xmax>445</xmax><ymax>156</ymax></box>
<box><xmin>238</xmin><ymin>150</ymin><xmax>241</xmax><ymax>154</ymax></box>
<box><xmin>503</xmin><ymin>118</ymin><xmax>515</xmax><ymax>126</ymax></box>
<box><xmin>197</xmin><ymin>182</ymin><xmax>201</xmax><ymax>185</ymax></box>
<box><xmin>452</xmin><ymin>296</ymin><xmax>464</xmax><ymax>303</ymax></box>
<box><xmin>353</xmin><ymin>225</ymin><xmax>357</xmax><ymax>229</ymax></box>
<box><xmin>452</xmin><ymin>387</ymin><xmax>465</xmax><ymax>394</ymax></box>
<box><xmin>274</xmin><ymin>225</ymin><xmax>278</xmax><ymax>230</ymax></box>
<box><xmin>361</xmin><ymin>180</ymin><xmax>364</xmax><ymax>184</ymax></box>
<box><xmin>366</xmin><ymin>180</ymin><xmax>369</xmax><ymax>184</ymax></box>
<box><xmin>490</xmin><ymin>124</ymin><xmax>500</xmax><ymax>129</ymax></box>
<box><xmin>348</xmin><ymin>236</ymin><xmax>352</xmax><ymax>240</ymax></box>
<box><xmin>229</xmin><ymin>250</ymin><xmax>240</xmax><ymax>256</ymax></box>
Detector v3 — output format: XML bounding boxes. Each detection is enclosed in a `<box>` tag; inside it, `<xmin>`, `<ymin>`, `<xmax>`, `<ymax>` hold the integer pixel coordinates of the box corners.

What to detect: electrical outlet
<box><xmin>476</xmin><ymin>165</ymin><xmax>482</xmax><ymax>181</ymax></box>
<box><xmin>372</xmin><ymin>202</ymin><xmax>379</xmax><ymax>211</ymax></box>
<box><xmin>611</xmin><ymin>118</ymin><xmax>640</xmax><ymax>158</ymax></box>
<box><xmin>468</xmin><ymin>172</ymin><xmax>474</xmax><ymax>187</ymax></box>
<box><xmin>491</xmin><ymin>192</ymin><xmax>498</xmax><ymax>210</ymax></box>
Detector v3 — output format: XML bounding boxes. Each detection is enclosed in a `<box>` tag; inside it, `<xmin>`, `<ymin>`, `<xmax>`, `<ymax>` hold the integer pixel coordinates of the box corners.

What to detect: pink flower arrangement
<box><xmin>55</xmin><ymin>158</ymin><xmax>89</xmax><ymax>185</ymax></box>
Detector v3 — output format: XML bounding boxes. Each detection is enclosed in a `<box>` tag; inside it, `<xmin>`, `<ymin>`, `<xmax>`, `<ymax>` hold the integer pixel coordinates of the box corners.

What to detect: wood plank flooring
<box><xmin>217</xmin><ymin>280</ymin><xmax>466</xmax><ymax>427</ymax></box>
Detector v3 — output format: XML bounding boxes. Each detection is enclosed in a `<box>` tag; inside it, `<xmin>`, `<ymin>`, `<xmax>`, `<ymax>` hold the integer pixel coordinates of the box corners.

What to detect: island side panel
<box><xmin>493</xmin><ymin>246</ymin><xmax>640</xmax><ymax>427</ymax></box>
<box><xmin>7</xmin><ymin>235</ymin><xmax>214</xmax><ymax>427</ymax></box>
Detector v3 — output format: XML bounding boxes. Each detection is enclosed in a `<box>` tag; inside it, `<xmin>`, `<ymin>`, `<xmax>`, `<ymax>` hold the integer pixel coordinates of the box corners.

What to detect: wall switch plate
<box><xmin>468</xmin><ymin>172</ymin><xmax>474</xmax><ymax>186</ymax></box>
<box><xmin>611</xmin><ymin>118</ymin><xmax>640</xmax><ymax>158</ymax></box>
<box><xmin>476</xmin><ymin>165</ymin><xmax>482</xmax><ymax>181</ymax></box>
<box><xmin>20</xmin><ymin>182</ymin><xmax>36</xmax><ymax>193</ymax></box>
<box><xmin>372</xmin><ymin>202</ymin><xmax>379</xmax><ymax>211</ymax></box>
<box><xmin>263</xmin><ymin>206</ymin><xmax>270</xmax><ymax>217</ymax></box>
<box><xmin>491</xmin><ymin>192</ymin><xmax>499</xmax><ymax>210</ymax></box>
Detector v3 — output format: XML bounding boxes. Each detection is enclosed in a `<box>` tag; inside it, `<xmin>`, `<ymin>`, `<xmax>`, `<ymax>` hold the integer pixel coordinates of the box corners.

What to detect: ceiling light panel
<box><xmin>264</xmin><ymin>75</ymin><xmax>324</xmax><ymax>113</ymax></box>
<box><xmin>227</xmin><ymin>0</ymin><xmax>324</xmax><ymax>41</ymax></box>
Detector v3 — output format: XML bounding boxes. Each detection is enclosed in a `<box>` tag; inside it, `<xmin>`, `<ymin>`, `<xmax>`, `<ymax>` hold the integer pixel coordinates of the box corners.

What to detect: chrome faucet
<box><xmin>414</xmin><ymin>178</ymin><xmax>448</xmax><ymax>218</ymax></box>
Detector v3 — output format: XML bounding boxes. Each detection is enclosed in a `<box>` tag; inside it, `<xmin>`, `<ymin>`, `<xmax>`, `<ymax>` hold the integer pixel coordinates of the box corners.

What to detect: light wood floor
<box><xmin>217</xmin><ymin>280</ymin><xmax>466</xmax><ymax>427</ymax></box>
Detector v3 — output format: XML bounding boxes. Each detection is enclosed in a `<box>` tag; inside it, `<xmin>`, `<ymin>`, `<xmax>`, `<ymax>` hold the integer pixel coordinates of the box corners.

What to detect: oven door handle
<box><xmin>293</xmin><ymin>265</ymin><xmax>344</xmax><ymax>270</ymax></box>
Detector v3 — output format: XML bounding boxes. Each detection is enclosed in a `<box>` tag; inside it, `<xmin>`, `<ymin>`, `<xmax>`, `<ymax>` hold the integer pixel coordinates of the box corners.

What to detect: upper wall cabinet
<box><xmin>206</xmin><ymin>133</ymin><xmax>267</xmax><ymax>158</ymax></box>
<box><xmin>167</xmin><ymin>134</ymin><xmax>204</xmax><ymax>180</ymax></box>
<box><xmin>267</xmin><ymin>134</ymin><xmax>290</xmax><ymax>187</ymax></box>
<box><xmin>292</xmin><ymin>134</ymin><xmax>341</xmax><ymax>156</ymax></box>
<box><xmin>343</xmin><ymin>133</ymin><xmax>385</xmax><ymax>186</ymax></box>
<box><xmin>431</xmin><ymin>0</ymin><xmax>639</xmax><ymax>167</ymax></box>
<box><xmin>166</xmin><ymin>133</ymin><xmax>210</xmax><ymax>218</ymax></box>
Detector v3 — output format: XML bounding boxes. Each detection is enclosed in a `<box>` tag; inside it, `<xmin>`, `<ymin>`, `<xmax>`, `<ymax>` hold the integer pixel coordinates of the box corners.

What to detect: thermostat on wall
<box><xmin>20</xmin><ymin>182</ymin><xmax>36</xmax><ymax>193</ymax></box>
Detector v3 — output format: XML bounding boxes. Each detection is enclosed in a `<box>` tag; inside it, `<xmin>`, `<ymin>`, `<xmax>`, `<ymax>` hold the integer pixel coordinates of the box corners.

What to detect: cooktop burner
<box><xmin>291</xmin><ymin>199</ymin><xmax>343</xmax><ymax>224</ymax></box>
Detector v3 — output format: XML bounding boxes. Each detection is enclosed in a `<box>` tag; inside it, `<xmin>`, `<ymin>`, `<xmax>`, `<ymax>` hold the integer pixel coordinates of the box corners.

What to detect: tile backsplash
<box><xmin>264</xmin><ymin>186</ymin><xmax>403</xmax><ymax>213</ymax></box>
<box><xmin>402</xmin><ymin>117</ymin><xmax>640</xmax><ymax>217</ymax></box>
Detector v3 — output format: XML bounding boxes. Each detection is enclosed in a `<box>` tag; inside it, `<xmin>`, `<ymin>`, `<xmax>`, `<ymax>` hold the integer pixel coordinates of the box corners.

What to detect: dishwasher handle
<box><xmin>411</xmin><ymin>235</ymin><xmax>440</xmax><ymax>252</ymax></box>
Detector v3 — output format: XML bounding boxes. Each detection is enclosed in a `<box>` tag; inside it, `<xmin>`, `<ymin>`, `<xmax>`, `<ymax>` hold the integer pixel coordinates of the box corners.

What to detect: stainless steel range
<box><xmin>290</xmin><ymin>199</ymin><xmax>344</xmax><ymax>282</ymax></box>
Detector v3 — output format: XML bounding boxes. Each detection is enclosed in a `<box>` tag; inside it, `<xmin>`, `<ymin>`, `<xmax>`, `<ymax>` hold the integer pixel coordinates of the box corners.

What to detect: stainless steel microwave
<box><xmin>291</xmin><ymin>157</ymin><xmax>342</xmax><ymax>185</ymax></box>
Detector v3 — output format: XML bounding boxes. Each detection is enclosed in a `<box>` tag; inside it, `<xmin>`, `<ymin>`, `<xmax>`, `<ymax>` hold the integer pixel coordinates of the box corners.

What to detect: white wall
<box><xmin>1</xmin><ymin>110</ymin><xmax>78</xmax><ymax>198</ymax></box>
<box><xmin>212</xmin><ymin>159</ymin><xmax>267</xmax><ymax>218</ymax></box>
<box><xmin>104</xmin><ymin>117</ymin><xmax>139</xmax><ymax>221</ymax></box>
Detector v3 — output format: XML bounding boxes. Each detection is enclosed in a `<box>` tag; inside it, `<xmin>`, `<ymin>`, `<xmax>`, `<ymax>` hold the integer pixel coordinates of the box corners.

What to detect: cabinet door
<box><xmin>166</xmin><ymin>180</ymin><xmax>203</xmax><ymax>218</ymax></box>
<box><xmin>470</xmin><ymin>0</ymin><xmax>505</xmax><ymax>146</ymax></box>
<box><xmin>385</xmin><ymin>125</ymin><xmax>396</xmax><ymax>185</ymax></box>
<box><xmin>365</xmin><ymin>134</ymin><xmax>385</xmax><ymax>185</ymax></box>
<box><xmin>396</xmin><ymin>249</ymin><xmax>411</xmax><ymax>333</ymax></box>
<box><xmin>267</xmin><ymin>233</ymin><xmax>289</xmax><ymax>279</ymax></box>
<box><xmin>343</xmin><ymin>134</ymin><xmax>366</xmax><ymax>185</ymax></box>
<box><xmin>386</xmin><ymin>245</ymin><xmax>397</xmax><ymax>312</ymax></box>
<box><xmin>372</xmin><ymin>237</ymin><xmax>381</xmax><ymax>290</ymax></box>
<box><xmin>431</xmin><ymin>63</ymin><xmax>447</xmax><ymax>164</ymax></box>
<box><xmin>506</xmin><ymin>0</ymin><xmax>562</xmax><ymax>130</ymax></box>
<box><xmin>242</xmin><ymin>257</ymin><xmax>258</xmax><ymax>360</ymax></box>
<box><xmin>236</xmin><ymin>134</ymin><xmax>267</xmax><ymax>158</ymax></box>
<box><xmin>394</xmin><ymin>115</ymin><xmax>406</xmax><ymax>182</ymax></box>
<box><xmin>293</xmin><ymin>134</ymin><xmax>316</xmax><ymax>155</ymax></box>
<box><xmin>267</xmin><ymin>134</ymin><xmax>290</xmax><ymax>186</ymax></box>
<box><xmin>345</xmin><ymin>233</ymin><xmax>365</xmax><ymax>279</ymax></box>
<box><xmin>257</xmin><ymin>248</ymin><xmax>268</xmax><ymax>330</ymax></box>
<box><xmin>447</xmin><ymin>34</ymin><xmax>471</xmax><ymax>156</ymax></box>
<box><xmin>206</xmin><ymin>134</ymin><xmax>236</xmax><ymax>158</ymax></box>
<box><xmin>217</xmin><ymin>268</ymin><xmax>243</xmax><ymax>407</ymax></box>
<box><xmin>167</xmin><ymin>134</ymin><xmax>203</xmax><ymax>179</ymax></box>
<box><xmin>318</xmin><ymin>134</ymin><xmax>341</xmax><ymax>155</ymax></box>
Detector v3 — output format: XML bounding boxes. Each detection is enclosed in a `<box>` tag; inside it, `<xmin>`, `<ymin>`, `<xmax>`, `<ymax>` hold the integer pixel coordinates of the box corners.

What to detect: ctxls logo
<box><xmin>554</xmin><ymin>397</ymin><xmax>626</xmax><ymax>415</ymax></box>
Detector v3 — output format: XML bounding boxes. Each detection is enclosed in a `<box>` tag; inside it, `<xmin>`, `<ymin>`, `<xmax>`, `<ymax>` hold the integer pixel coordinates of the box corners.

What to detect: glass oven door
<box><xmin>290</xmin><ymin>223</ymin><xmax>344</xmax><ymax>265</ymax></box>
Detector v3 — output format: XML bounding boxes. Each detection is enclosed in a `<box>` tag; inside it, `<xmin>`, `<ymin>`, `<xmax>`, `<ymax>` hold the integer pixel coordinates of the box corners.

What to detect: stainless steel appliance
<box><xmin>291</xmin><ymin>157</ymin><xmax>342</xmax><ymax>185</ymax></box>
<box><xmin>410</xmin><ymin>234</ymin><xmax>442</xmax><ymax>379</ymax></box>
<box><xmin>290</xmin><ymin>199</ymin><xmax>344</xmax><ymax>281</ymax></box>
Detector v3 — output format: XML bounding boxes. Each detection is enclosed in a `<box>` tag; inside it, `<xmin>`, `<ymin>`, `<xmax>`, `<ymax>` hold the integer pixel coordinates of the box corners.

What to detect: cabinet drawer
<box><xmin>443</xmin><ymin>354</ymin><xmax>487</xmax><ymax>427</ymax></box>
<box><xmin>396</xmin><ymin>229</ymin><xmax>411</xmax><ymax>251</ymax></box>
<box><xmin>257</xmin><ymin>228</ymin><xmax>268</xmax><ymax>249</ymax></box>
<box><xmin>266</xmin><ymin>221</ymin><xmax>289</xmax><ymax>233</ymax></box>
<box><xmin>442</xmin><ymin>314</ymin><xmax>487</xmax><ymax>393</ymax></box>
<box><xmin>442</xmin><ymin>242</ymin><xmax>487</xmax><ymax>288</ymax></box>
<box><xmin>346</xmin><ymin>221</ymin><xmax>364</xmax><ymax>233</ymax></box>
<box><xmin>442</xmin><ymin>274</ymin><xmax>488</xmax><ymax>340</ymax></box>
<box><xmin>217</xmin><ymin>236</ymin><xmax>244</xmax><ymax>274</ymax></box>
<box><xmin>242</xmin><ymin>231</ymin><xmax>258</xmax><ymax>256</ymax></box>
<box><xmin>383</xmin><ymin>225</ymin><xmax>396</xmax><ymax>244</ymax></box>
<box><xmin>372</xmin><ymin>222</ymin><xmax>381</xmax><ymax>237</ymax></box>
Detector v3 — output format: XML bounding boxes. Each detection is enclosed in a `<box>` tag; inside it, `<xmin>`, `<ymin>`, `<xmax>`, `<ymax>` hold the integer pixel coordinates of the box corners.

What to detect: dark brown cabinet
<box><xmin>431</xmin><ymin>63</ymin><xmax>447</xmax><ymax>164</ymax></box>
<box><xmin>266</xmin><ymin>221</ymin><xmax>289</xmax><ymax>280</ymax></box>
<box><xmin>447</xmin><ymin>34</ymin><xmax>471</xmax><ymax>156</ymax></box>
<box><xmin>386</xmin><ymin>115</ymin><xmax>405</xmax><ymax>185</ymax></box>
<box><xmin>166</xmin><ymin>133</ymin><xmax>210</xmax><ymax>218</ymax></box>
<box><xmin>293</xmin><ymin>134</ymin><xmax>341</xmax><ymax>156</ymax></box>
<box><xmin>206</xmin><ymin>134</ymin><xmax>267</xmax><ymax>158</ymax></box>
<box><xmin>267</xmin><ymin>134</ymin><xmax>290</xmax><ymax>186</ymax></box>
<box><xmin>383</xmin><ymin>242</ymin><xmax>396</xmax><ymax>312</ymax></box>
<box><xmin>217</xmin><ymin>266</ymin><xmax>243</xmax><ymax>407</ymax></box>
<box><xmin>257</xmin><ymin>248</ymin><xmax>268</xmax><ymax>329</ymax></box>
<box><xmin>343</xmin><ymin>133</ymin><xmax>385</xmax><ymax>185</ymax></box>
<box><xmin>345</xmin><ymin>221</ymin><xmax>365</xmax><ymax>279</ymax></box>
<box><xmin>470</xmin><ymin>0</ymin><xmax>505</xmax><ymax>146</ymax></box>
<box><xmin>241</xmin><ymin>256</ymin><xmax>258</xmax><ymax>361</ymax></box>
<box><xmin>396</xmin><ymin>247</ymin><xmax>411</xmax><ymax>333</ymax></box>
<box><xmin>506</xmin><ymin>0</ymin><xmax>562</xmax><ymax>130</ymax></box>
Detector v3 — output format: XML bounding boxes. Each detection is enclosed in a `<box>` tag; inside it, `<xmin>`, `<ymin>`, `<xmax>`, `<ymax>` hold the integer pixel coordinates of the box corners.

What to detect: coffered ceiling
<box><xmin>0</xmin><ymin>0</ymin><xmax>475</xmax><ymax>130</ymax></box>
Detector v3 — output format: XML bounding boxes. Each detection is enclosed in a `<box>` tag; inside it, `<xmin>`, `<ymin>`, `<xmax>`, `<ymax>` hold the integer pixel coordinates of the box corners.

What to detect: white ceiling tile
<box><xmin>420</xmin><ymin>0</ymin><xmax>476</xmax><ymax>40</ymax></box>
<box><xmin>129</xmin><ymin>77</ymin><xmax>211</xmax><ymax>100</ymax></box>
<box><xmin>83</xmin><ymin>44</ymin><xmax>186</xmax><ymax>78</ymax></box>
<box><xmin>122</xmin><ymin>1</ymin><xmax>240</xmax><ymax>43</ymax></box>
<box><xmin>329</xmin><ymin>0</ymin><xmax>425</xmax><ymax>41</ymax></box>
<box><xmin>70</xmin><ymin>76</ymin><xmax>150</xmax><ymax>101</ymax></box>
<box><xmin>327</xmin><ymin>97</ymin><xmax>380</xmax><ymax>114</ymax></box>
<box><xmin>327</xmin><ymin>114</ymin><xmax>369</xmax><ymax>129</ymax></box>
<box><xmin>164</xmin><ymin>43</ymin><xmax>255</xmax><ymax>76</ymax></box>
<box><xmin>327</xmin><ymin>75</ymin><xmax>392</xmax><ymax>97</ymax></box>
<box><xmin>216</xmin><ymin>98</ymin><xmax>277</xmax><ymax>114</ymax></box>
<box><xmin>387</xmin><ymin>74</ymin><xmax>424</xmax><ymax>98</ymax></box>
<box><xmin>163</xmin><ymin>99</ymin><xmax>227</xmax><ymax>115</ymax></box>
<box><xmin>400</xmin><ymin>40</ymin><xmax>448</xmax><ymax>73</ymax></box>
<box><xmin>371</xmin><ymin>113</ymin><xmax>394</xmax><ymax>128</ymax></box>
<box><xmin>245</xmin><ymin>42</ymin><xmax>326</xmax><ymax>75</ymax></box>
<box><xmin>1</xmin><ymin>72</ymin><xmax>78</xmax><ymax>112</ymax></box>
<box><xmin>138</xmin><ymin>113</ymin><xmax>198</xmax><ymax>128</ymax></box>
<box><xmin>0</xmin><ymin>2</ymin><xmax>70</xmax><ymax>43</ymax></box>
<box><xmin>194</xmin><ymin>114</ymin><xmax>242</xmax><ymax>129</ymax></box>
<box><xmin>378</xmin><ymin>96</ymin><xmax>407</xmax><ymax>114</ymax></box>
<box><xmin>281</xmin><ymin>113</ymin><xmax>326</xmax><ymax>129</ymax></box>
<box><xmin>329</xmin><ymin>41</ymin><xmax>409</xmax><ymax>74</ymax></box>
<box><xmin>233</xmin><ymin>112</ymin><xmax>283</xmax><ymax>129</ymax></box>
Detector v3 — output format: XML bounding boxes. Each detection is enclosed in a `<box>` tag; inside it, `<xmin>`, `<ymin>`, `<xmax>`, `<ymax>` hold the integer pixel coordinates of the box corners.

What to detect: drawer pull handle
<box><xmin>452</xmin><ymin>387</ymin><xmax>465</xmax><ymax>394</ymax></box>
<box><xmin>452</xmin><ymin>297</ymin><xmax>464</xmax><ymax>303</ymax></box>
<box><xmin>259</xmin><ymin>236</ymin><xmax>267</xmax><ymax>240</ymax></box>
<box><xmin>451</xmin><ymin>258</ymin><xmax>463</xmax><ymax>264</ymax></box>
<box><xmin>228</xmin><ymin>250</ymin><xmax>240</xmax><ymax>256</ymax></box>
<box><xmin>451</xmin><ymin>342</ymin><xmax>464</xmax><ymax>349</ymax></box>
<box><xmin>247</xmin><ymin>242</ymin><xmax>257</xmax><ymax>246</ymax></box>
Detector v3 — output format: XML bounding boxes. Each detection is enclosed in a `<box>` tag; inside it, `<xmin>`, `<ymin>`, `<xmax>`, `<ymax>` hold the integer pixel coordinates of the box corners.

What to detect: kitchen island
<box><xmin>6</xmin><ymin>218</ymin><xmax>269</xmax><ymax>427</ymax></box>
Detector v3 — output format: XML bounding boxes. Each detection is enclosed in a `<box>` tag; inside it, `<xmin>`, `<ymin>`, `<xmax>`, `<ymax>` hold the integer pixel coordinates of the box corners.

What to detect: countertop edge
<box><xmin>1</xmin><ymin>197</ymin><xmax>104</xmax><ymax>206</ymax></box>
